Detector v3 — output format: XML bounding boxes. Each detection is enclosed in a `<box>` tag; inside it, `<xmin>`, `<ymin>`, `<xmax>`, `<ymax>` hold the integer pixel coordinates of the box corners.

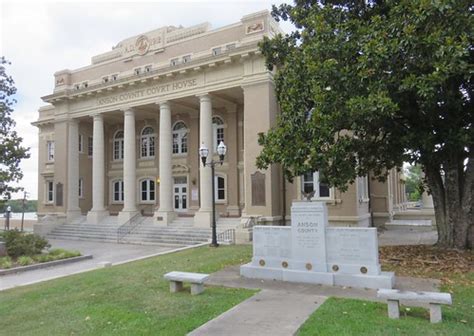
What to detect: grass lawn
<box><xmin>298</xmin><ymin>245</ymin><xmax>474</xmax><ymax>336</ymax></box>
<box><xmin>0</xmin><ymin>245</ymin><xmax>254</xmax><ymax>336</ymax></box>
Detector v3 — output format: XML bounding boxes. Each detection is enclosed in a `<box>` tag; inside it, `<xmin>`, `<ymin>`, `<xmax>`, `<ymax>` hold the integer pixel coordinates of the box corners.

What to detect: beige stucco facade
<box><xmin>34</xmin><ymin>10</ymin><xmax>405</xmax><ymax>229</ymax></box>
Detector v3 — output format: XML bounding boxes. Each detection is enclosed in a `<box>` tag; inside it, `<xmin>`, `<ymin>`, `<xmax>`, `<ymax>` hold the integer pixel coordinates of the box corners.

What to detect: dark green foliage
<box><xmin>257</xmin><ymin>0</ymin><xmax>473</xmax><ymax>248</ymax></box>
<box><xmin>0</xmin><ymin>57</ymin><xmax>30</xmax><ymax>200</ymax></box>
<box><xmin>0</xmin><ymin>199</ymin><xmax>37</xmax><ymax>213</ymax></box>
<box><xmin>1</xmin><ymin>230</ymin><xmax>50</xmax><ymax>258</ymax></box>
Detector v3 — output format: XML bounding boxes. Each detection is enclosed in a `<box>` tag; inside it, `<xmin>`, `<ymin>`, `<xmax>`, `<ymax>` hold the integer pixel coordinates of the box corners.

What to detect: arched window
<box><xmin>172</xmin><ymin>121</ymin><xmax>188</xmax><ymax>154</ymax></box>
<box><xmin>113</xmin><ymin>131</ymin><xmax>124</xmax><ymax>160</ymax></box>
<box><xmin>212</xmin><ymin>116</ymin><xmax>224</xmax><ymax>151</ymax></box>
<box><xmin>140</xmin><ymin>126</ymin><xmax>155</xmax><ymax>158</ymax></box>
<box><xmin>113</xmin><ymin>180</ymin><xmax>124</xmax><ymax>202</ymax></box>
<box><xmin>140</xmin><ymin>179</ymin><xmax>155</xmax><ymax>202</ymax></box>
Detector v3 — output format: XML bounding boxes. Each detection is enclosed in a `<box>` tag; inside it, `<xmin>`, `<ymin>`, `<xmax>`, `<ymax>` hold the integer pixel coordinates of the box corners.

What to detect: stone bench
<box><xmin>164</xmin><ymin>271</ymin><xmax>209</xmax><ymax>295</ymax></box>
<box><xmin>377</xmin><ymin>289</ymin><xmax>452</xmax><ymax>323</ymax></box>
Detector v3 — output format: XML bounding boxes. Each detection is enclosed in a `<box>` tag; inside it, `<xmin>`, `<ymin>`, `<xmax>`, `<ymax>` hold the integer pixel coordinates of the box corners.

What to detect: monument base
<box><xmin>240</xmin><ymin>263</ymin><xmax>394</xmax><ymax>289</ymax></box>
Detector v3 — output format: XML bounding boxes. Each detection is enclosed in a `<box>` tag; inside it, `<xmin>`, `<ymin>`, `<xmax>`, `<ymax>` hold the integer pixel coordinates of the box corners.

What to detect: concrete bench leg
<box><xmin>170</xmin><ymin>281</ymin><xmax>183</xmax><ymax>293</ymax></box>
<box><xmin>429</xmin><ymin>303</ymin><xmax>442</xmax><ymax>323</ymax></box>
<box><xmin>387</xmin><ymin>299</ymin><xmax>400</xmax><ymax>319</ymax></box>
<box><xmin>191</xmin><ymin>283</ymin><xmax>204</xmax><ymax>295</ymax></box>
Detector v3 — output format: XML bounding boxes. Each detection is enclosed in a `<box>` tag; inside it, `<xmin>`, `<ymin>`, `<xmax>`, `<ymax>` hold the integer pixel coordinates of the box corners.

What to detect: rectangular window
<box><xmin>78</xmin><ymin>134</ymin><xmax>84</xmax><ymax>153</ymax></box>
<box><xmin>113</xmin><ymin>181</ymin><xmax>124</xmax><ymax>202</ymax></box>
<box><xmin>47</xmin><ymin>141</ymin><xmax>55</xmax><ymax>161</ymax></box>
<box><xmin>145</xmin><ymin>65</ymin><xmax>152</xmax><ymax>73</ymax></box>
<box><xmin>358</xmin><ymin>175</ymin><xmax>369</xmax><ymax>201</ymax></box>
<box><xmin>302</xmin><ymin>171</ymin><xmax>331</xmax><ymax>199</ymax></box>
<box><xmin>88</xmin><ymin>136</ymin><xmax>93</xmax><ymax>157</ymax></box>
<box><xmin>212</xmin><ymin>47</ymin><xmax>222</xmax><ymax>56</ymax></box>
<box><xmin>226</xmin><ymin>43</ymin><xmax>236</xmax><ymax>50</ymax></box>
<box><xmin>182</xmin><ymin>55</ymin><xmax>191</xmax><ymax>63</ymax></box>
<box><xmin>170</xmin><ymin>58</ymin><xmax>179</xmax><ymax>66</ymax></box>
<box><xmin>215</xmin><ymin>176</ymin><xmax>226</xmax><ymax>201</ymax></box>
<box><xmin>114</xmin><ymin>139</ymin><xmax>124</xmax><ymax>160</ymax></box>
<box><xmin>78</xmin><ymin>178</ymin><xmax>84</xmax><ymax>198</ymax></box>
<box><xmin>46</xmin><ymin>181</ymin><xmax>54</xmax><ymax>203</ymax></box>
<box><xmin>111</xmin><ymin>74</ymin><xmax>118</xmax><ymax>81</ymax></box>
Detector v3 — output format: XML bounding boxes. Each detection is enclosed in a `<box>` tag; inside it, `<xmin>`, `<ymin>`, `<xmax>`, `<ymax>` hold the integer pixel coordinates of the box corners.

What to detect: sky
<box><xmin>0</xmin><ymin>0</ymin><xmax>294</xmax><ymax>200</ymax></box>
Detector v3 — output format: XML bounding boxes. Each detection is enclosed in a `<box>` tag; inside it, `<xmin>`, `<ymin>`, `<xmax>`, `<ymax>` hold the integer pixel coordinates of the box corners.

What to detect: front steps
<box><xmin>385</xmin><ymin>219</ymin><xmax>434</xmax><ymax>232</ymax></box>
<box><xmin>47</xmin><ymin>216</ymin><xmax>241</xmax><ymax>246</ymax></box>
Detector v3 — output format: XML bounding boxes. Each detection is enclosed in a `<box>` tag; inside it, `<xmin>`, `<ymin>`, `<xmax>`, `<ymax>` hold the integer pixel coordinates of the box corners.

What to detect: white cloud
<box><xmin>1</xmin><ymin>0</ymin><xmax>293</xmax><ymax>200</ymax></box>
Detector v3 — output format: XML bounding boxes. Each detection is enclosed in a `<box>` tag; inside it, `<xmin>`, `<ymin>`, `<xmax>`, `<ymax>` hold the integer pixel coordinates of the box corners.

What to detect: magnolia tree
<box><xmin>0</xmin><ymin>57</ymin><xmax>30</xmax><ymax>199</ymax></box>
<box><xmin>256</xmin><ymin>1</ymin><xmax>473</xmax><ymax>249</ymax></box>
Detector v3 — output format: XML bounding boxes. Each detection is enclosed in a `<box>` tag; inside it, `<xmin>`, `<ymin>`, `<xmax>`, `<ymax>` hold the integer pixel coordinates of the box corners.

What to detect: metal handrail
<box><xmin>117</xmin><ymin>213</ymin><xmax>144</xmax><ymax>243</ymax></box>
<box><xmin>217</xmin><ymin>229</ymin><xmax>235</xmax><ymax>245</ymax></box>
<box><xmin>242</xmin><ymin>216</ymin><xmax>260</xmax><ymax>229</ymax></box>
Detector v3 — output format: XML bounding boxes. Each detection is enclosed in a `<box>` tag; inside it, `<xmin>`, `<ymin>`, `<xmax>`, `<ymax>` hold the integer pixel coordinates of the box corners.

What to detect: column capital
<box><xmin>156</xmin><ymin>100</ymin><xmax>170</xmax><ymax>109</ymax></box>
<box><xmin>197</xmin><ymin>93</ymin><xmax>211</xmax><ymax>103</ymax></box>
<box><xmin>66</xmin><ymin>118</ymin><xmax>79</xmax><ymax>125</ymax></box>
<box><xmin>121</xmin><ymin>107</ymin><xmax>135</xmax><ymax>116</ymax></box>
<box><xmin>91</xmin><ymin>113</ymin><xmax>103</xmax><ymax>121</ymax></box>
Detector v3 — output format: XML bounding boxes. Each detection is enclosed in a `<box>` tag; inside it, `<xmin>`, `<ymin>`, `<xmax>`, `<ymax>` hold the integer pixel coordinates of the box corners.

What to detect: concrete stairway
<box><xmin>47</xmin><ymin>216</ymin><xmax>241</xmax><ymax>246</ymax></box>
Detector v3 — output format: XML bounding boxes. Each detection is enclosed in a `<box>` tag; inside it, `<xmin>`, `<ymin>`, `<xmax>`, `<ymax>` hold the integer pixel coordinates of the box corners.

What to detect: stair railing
<box><xmin>117</xmin><ymin>212</ymin><xmax>144</xmax><ymax>243</ymax></box>
<box><xmin>217</xmin><ymin>229</ymin><xmax>235</xmax><ymax>245</ymax></box>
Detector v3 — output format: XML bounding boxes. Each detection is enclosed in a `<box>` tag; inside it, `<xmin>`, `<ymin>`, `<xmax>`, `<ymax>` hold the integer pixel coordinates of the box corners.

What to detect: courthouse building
<box><xmin>34</xmin><ymin>10</ymin><xmax>407</xmax><ymax>231</ymax></box>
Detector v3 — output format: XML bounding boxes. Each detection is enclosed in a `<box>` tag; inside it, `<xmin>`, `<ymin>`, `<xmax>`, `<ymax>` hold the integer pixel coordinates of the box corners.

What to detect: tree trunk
<box><xmin>425</xmin><ymin>159</ymin><xmax>473</xmax><ymax>250</ymax></box>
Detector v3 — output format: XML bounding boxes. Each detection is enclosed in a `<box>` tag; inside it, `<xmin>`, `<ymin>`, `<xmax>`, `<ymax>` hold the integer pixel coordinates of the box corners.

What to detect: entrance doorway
<box><xmin>173</xmin><ymin>176</ymin><xmax>188</xmax><ymax>212</ymax></box>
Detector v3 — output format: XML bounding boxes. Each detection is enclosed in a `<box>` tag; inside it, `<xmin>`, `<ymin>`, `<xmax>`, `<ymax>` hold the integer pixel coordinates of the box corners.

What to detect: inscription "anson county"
<box><xmin>97</xmin><ymin>78</ymin><xmax>198</xmax><ymax>106</ymax></box>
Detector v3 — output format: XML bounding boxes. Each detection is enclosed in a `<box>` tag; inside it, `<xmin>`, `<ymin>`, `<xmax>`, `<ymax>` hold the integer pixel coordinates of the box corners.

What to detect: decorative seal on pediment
<box><xmin>246</xmin><ymin>21</ymin><xmax>264</xmax><ymax>34</ymax></box>
<box><xmin>135</xmin><ymin>35</ymin><xmax>150</xmax><ymax>56</ymax></box>
<box><xmin>172</xmin><ymin>164</ymin><xmax>189</xmax><ymax>174</ymax></box>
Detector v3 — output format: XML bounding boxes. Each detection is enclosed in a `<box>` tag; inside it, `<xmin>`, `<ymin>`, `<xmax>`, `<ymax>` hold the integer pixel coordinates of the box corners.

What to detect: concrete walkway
<box><xmin>189</xmin><ymin>290</ymin><xmax>326</xmax><ymax>336</ymax></box>
<box><xmin>0</xmin><ymin>239</ymin><xmax>186</xmax><ymax>291</ymax></box>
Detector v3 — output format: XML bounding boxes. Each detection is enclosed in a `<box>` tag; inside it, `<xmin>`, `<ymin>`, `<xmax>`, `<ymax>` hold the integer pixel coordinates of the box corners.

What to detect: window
<box><xmin>145</xmin><ymin>65</ymin><xmax>152</xmax><ymax>73</ymax></box>
<box><xmin>212</xmin><ymin>116</ymin><xmax>224</xmax><ymax>151</ymax></box>
<box><xmin>113</xmin><ymin>131</ymin><xmax>124</xmax><ymax>160</ymax></box>
<box><xmin>358</xmin><ymin>175</ymin><xmax>369</xmax><ymax>201</ymax></box>
<box><xmin>78</xmin><ymin>178</ymin><xmax>84</xmax><ymax>198</ymax></box>
<box><xmin>212</xmin><ymin>47</ymin><xmax>222</xmax><ymax>56</ymax></box>
<box><xmin>140</xmin><ymin>126</ymin><xmax>155</xmax><ymax>158</ymax></box>
<box><xmin>111</xmin><ymin>74</ymin><xmax>118</xmax><ymax>81</ymax></box>
<box><xmin>78</xmin><ymin>134</ymin><xmax>84</xmax><ymax>153</ymax></box>
<box><xmin>140</xmin><ymin>179</ymin><xmax>155</xmax><ymax>202</ymax></box>
<box><xmin>215</xmin><ymin>175</ymin><xmax>226</xmax><ymax>202</ymax></box>
<box><xmin>113</xmin><ymin>180</ymin><xmax>124</xmax><ymax>202</ymax></box>
<box><xmin>46</xmin><ymin>181</ymin><xmax>54</xmax><ymax>203</ymax></box>
<box><xmin>47</xmin><ymin>141</ymin><xmax>55</xmax><ymax>161</ymax></box>
<box><xmin>302</xmin><ymin>171</ymin><xmax>331</xmax><ymax>199</ymax></box>
<box><xmin>170</xmin><ymin>58</ymin><xmax>179</xmax><ymax>66</ymax></box>
<box><xmin>102</xmin><ymin>76</ymin><xmax>109</xmax><ymax>83</ymax></box>
<box><xmin>172</xmin><ymin>122</ymin><xmax>188</xmax><ymax>154</ymax></box>
<box><xmin>182</xmin><ymin>55</ymin><xmax>191</xmax><ymax>63</ymax></box>
<box><xmin>88</xmin><ymin>136</ymin><xmax>93</xmax><ymax>157</ymax></box>
<box><xmin>134</xmin><ymin>68</ymin><xmax>141</xmax><ymax>75</ymax></box>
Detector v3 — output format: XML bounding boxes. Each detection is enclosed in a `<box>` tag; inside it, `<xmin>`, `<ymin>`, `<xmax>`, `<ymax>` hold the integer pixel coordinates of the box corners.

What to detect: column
<box><xmin>66</xmin><ymin>119</ymin><xmax>81</xmax><ymax>220</ymax></box>
<box><xmin>194</xmin><ymin>94</ymin><xmax>214</xmax><ymax>227</ymax></box>
<box><xmin>155</xmin><ymin>101</ymin><xmax>175</xmax><ymax>224</ymax></box>
<box><xmin>87</xmin><ymin>114</ymin><xmax>108</xmax><ymax>224</ymax></box>
<box><xmin>118</xmin><ymin>108</ymin><xmax>138</xmax><ymax>222</ymax></box>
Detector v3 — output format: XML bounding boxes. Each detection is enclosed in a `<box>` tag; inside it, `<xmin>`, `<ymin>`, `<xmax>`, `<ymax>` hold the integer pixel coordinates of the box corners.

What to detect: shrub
<box><xmin>0</xmin><ymin>256</ymin><xmax>13</xmax><ymax>269</ymax></box>
<box><xmin>34</xmin><ymin>254</ymin><xmax>54</xmax><ymax>263</ymax></box>
<box><xmin>2</xmin><ymin>230</ymin><xmax>50</xmax><ymax>258</ymax></box>
<box><xmin>48</xmin><ymin>249</ymin><xmax>81</xmax><ymax>260</ymax></box>
<box><xmin>17</xmin><ymin>256</ymin><xmax>34</xmax><ymax>266</ymax></box>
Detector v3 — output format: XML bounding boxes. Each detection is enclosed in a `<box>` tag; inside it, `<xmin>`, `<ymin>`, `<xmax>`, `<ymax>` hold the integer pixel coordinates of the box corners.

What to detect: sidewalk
<box><xmin>0</xmin><ymin>239</ymin><xmax>186</xmax><ymax>291</ymax></box>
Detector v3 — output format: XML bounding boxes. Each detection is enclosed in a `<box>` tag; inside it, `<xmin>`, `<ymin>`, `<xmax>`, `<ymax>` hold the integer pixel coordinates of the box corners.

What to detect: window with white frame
<box><xmin>47</xmin><ymin>141</ymin><xmax>55</xmax><ymax>161</ymax></box>
<box><xmin>112</xmin><ymin>180</ymin><xmax>124</xmax><ymax>202</ymax></box>
<box><xmin>301</xmin><ymin>171</ymin><xmax>331</xmax><ymax>198</ymax></box>
<box><xmin>78</xmin><ymin>178</ymin><xmax>84</xmax><ymax>198</ymax></box>
<box><xmin>88</xmin><ymin>136</ymin><xmax>93</xmax><ymax>157</ymax></box>
<box><xmin>140</xmin><ymin>127</ymin><xmax>155</xmax><ymax>158</ymax></box>
<box><xmin>214</xmin><ymin>175</ymin><xmax>226</xmax><ymax>202</ymax></box>
<box><xmin>113</xmin><ymin>131</ymin><xmax>124</xmax><ymax>160</ymax></box>
<box><xmin>140</xmin><ymin>179</ymin><xmax>155</xmax><ymax>202</ymax></box>
<box><xmin>172</xmin><ymin>122</ymin><xmax>188</xmax><ymax>154</ymax></box>
<box><xmin>212</xmin><ymin>116</ymin><xmax>224</xmax><ymax>151</ymax></box>
<box><xmin>357</xmin><ymin>175</ymin><xmax>369</xmax><ymax>201</ymax></box>
<box><xmin>46</xmin><ymin>180</ymin><xmax>54</xmax><ymax>203</ymax></box>
<box><xmin>78</xmin><ymin>134</ymin><xmax>84</xmax><ymax>153</ymax></box>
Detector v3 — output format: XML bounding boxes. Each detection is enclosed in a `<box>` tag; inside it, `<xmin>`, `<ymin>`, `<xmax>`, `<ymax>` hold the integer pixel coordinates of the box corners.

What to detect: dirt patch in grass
<box><xmin>380</xmin><ymin>245</ymin><xmax>473</xmax><ymax>286</ymax></box>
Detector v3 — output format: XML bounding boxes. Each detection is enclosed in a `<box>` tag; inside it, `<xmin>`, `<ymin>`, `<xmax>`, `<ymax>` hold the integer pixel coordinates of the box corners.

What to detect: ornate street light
<box><xmin>199</xmin><ymin>141</ymin><xmax>227</xmax><ymax>247</ymax></box>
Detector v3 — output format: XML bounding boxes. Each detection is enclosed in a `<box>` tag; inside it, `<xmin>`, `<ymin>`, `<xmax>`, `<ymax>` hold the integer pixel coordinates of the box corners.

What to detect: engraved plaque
<box><xmin>251</xmin><ymin>171</ymin><xmax>266</xmax><ymax>206</ymax></box>
<box><xmin>55</xmin><ymin>183</ymin><xmax>63</xmax><ymax>206</ymax></box>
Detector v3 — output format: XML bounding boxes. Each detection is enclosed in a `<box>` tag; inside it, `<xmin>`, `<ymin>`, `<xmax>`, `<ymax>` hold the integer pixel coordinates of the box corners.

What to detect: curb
<box><xmin>0</xmin><ymin>255</ymin><xmax>93</xmax><ymax>276</ymax></box>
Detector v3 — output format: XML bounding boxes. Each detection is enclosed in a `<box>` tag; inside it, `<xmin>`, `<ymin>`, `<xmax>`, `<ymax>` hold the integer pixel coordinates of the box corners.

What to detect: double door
<box><xmin>173</xmin><ymin>176</ymin><xmax>187</xmax><ymax>212</ymax></box>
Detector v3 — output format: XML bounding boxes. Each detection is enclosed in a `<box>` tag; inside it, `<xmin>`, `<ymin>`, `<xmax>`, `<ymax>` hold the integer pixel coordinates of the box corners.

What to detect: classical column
<box><xmin>194</xmin><ymin>94</ymin><xmax>214</xmax><ymax>227</ymax></box>
<box><xmin>66</xmin><ymin>119</ymin><xmax>81</xmax><ymax>220</ymax></box>
<box><xmin>155</xmin><ymin>101</ymin><xmax>175</xmax><ymax>224</ymax></box>
<box><xmin>87</xmin><ymin>113</ymin><xmax>107</xmax><ymax>224</ymax></box>
<box><xmin>118</xmin><ymin>108</ymin><xmax>138</xmax><ymax>222</ymax></box>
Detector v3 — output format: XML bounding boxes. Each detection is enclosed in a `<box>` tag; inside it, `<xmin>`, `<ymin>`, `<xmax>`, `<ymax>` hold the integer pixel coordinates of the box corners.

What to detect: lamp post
<box><xmin>199</xmin><ymin>141</ymin><xmax>227</xmax><ymax>247</ymax></box>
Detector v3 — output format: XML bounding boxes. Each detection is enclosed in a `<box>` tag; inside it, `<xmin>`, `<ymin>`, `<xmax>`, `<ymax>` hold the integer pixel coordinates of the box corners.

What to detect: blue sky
<box><xmin>0</xmin><ymin>0</ymin><xmax>293</xmax><ymax>200</ymax></box>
